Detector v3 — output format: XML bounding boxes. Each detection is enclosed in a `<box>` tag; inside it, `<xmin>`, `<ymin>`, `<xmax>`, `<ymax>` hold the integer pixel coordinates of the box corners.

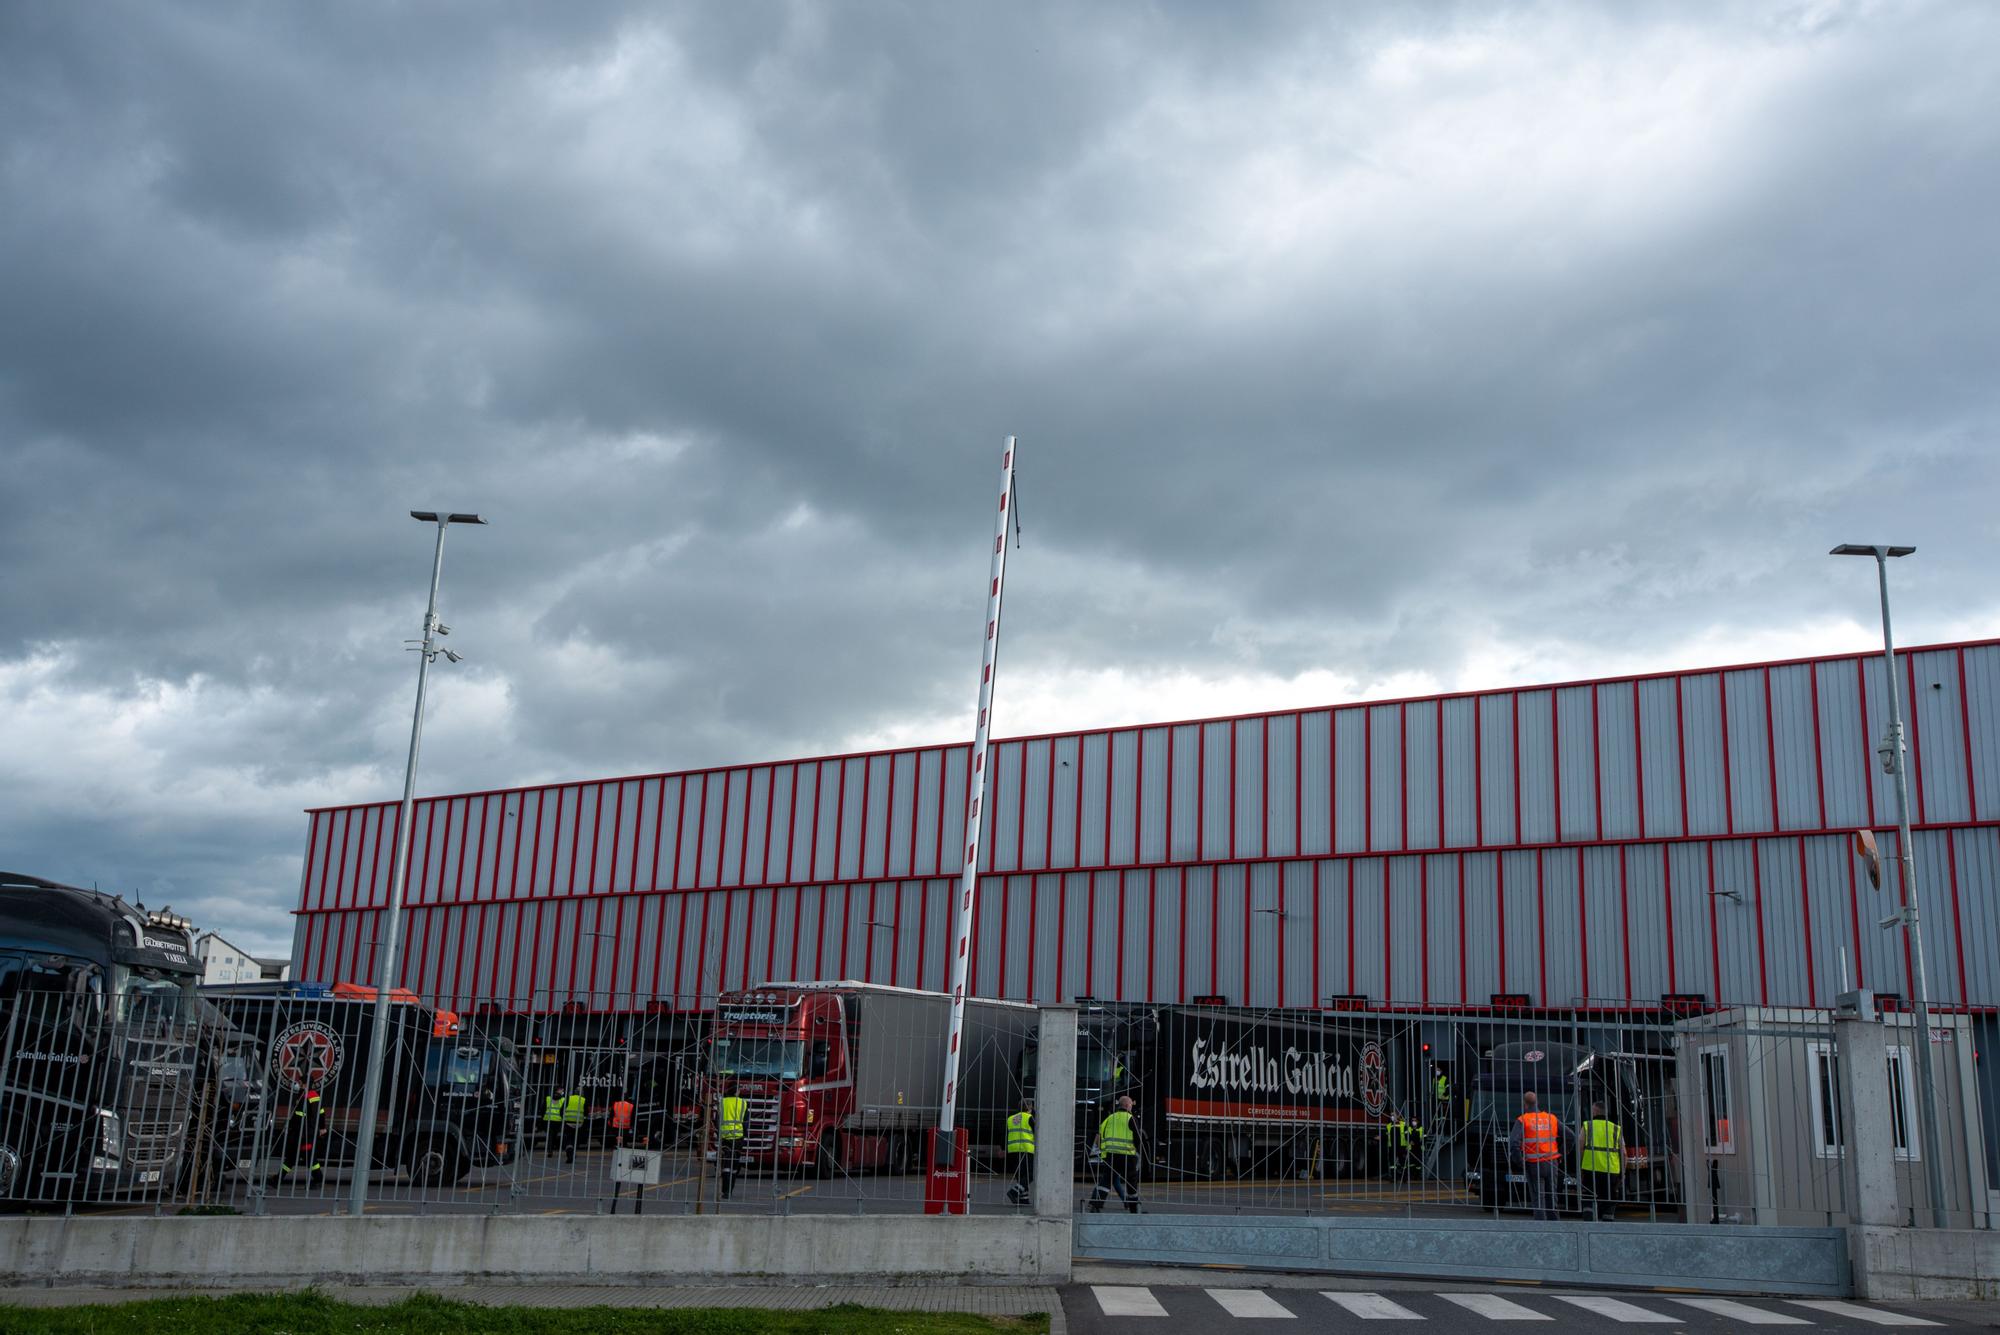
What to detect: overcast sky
<box><xmin>4</xmin><ymin>2</ymin><xmax>1996</xmax><ymax>955</ymax></box>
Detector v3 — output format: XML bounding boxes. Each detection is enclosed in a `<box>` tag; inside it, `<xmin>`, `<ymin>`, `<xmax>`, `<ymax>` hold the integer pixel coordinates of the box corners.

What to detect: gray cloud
<box><xmin>3</xmin><ymin>1</ymin><xmax>1997</xmax><ymax>953</ymax></box>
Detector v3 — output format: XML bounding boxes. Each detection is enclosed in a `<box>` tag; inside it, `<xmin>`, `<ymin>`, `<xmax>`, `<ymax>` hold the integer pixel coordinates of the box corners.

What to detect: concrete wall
<box><xmin>0</xmin><ymin>1215</ymin><xmax>1072</xmax><ymax>1290</ymax></box>
<box><xmin>1853</xmin><ymin>1226</ymin><xmax>2000</xmax><ymax>1301</ymax></box>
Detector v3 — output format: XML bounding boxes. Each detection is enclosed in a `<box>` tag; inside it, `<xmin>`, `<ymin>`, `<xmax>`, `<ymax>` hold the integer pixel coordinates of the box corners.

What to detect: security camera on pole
<box><xmin>926</xmin><ymin>439</ymin><xmax>1019</xmax><ymax>1216</ymax></box>
<box><xmin>349</xmin><ymin>510</ymin><xmax>486</xmax><ymax>1218</ymax></box>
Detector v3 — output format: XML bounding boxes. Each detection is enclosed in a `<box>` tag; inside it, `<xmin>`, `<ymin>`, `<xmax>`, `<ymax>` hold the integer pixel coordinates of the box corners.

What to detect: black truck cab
<box><xmin>0</xmin><ymin>872</ymin><xmax>202</xmax><ymax>1202</ymax></box>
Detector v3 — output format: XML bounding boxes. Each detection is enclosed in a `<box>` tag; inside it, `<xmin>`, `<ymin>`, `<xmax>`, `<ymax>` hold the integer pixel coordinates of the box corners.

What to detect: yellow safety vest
<box><xmin>1434</xmin><ymin>1074</ymin><xmax>1448</xmax><ymax>1100</ymax></box>
<box><xmin>542</xmin><ymin>1095</ymin><xmax>565</xmax><ymax>1124</ymax></box>
<box><xmin>1580</xmin><ymin>1118</ymin><xmax>1623</xmax><ymax>1174</ymax></box>
<box><xmin>561</xmin><ymin>1093</ymin><xmax>586</xmax><ymax>1125</ymax></box>
<box><xmin>1099</xmin><ymin>1110</ymin><xmax>1137</xmax><ymax>1157</ymax></box>
<box><xmin>1385</xmin><ymin>1118</ymin><xmax>1422</xmax><ymax>1148</ymax></box>
<box><xmin>1006</xmin><ymin>1111</ymin><xmax>1035</xmax><ymax>1154</ymax></box>
<box><xmin>719</xmin><ymin>1095</ymin><xmax>747</xmax><ymax>1141</ymax></box>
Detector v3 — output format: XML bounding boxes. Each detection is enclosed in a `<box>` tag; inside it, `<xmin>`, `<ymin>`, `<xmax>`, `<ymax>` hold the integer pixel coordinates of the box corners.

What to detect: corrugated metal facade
<box><xmin>290</xmin><ymin>640</ymin><xmax>2000</xmax><ymax>1014</ymax></box>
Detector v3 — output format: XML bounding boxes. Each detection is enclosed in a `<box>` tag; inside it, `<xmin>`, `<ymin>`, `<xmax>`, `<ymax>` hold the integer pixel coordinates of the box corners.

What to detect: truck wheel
<box><xmin>409</xmin><ymin>1142</ymin><xmax>469</xmax><ymax>1187</ymax></box>
<box><xmin>1197</xmin><ymin>1139</ymin><xmax>1223</xmax><ymax>1180</ymax></box>
<box><xmin>815</xmin><ymin>1129</ymin><xmax>843</xmax><ymax>1179</ymax></box>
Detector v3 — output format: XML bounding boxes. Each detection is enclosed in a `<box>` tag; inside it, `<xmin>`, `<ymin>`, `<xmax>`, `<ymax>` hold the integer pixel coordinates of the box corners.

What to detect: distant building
<box><xmin>196</xmin><ymin>932</ymin><xmax>290</xmax><ymax>986</ymax></box>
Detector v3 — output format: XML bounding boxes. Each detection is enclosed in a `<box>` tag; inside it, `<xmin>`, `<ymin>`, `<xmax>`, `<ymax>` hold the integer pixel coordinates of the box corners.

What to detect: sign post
<box><xmin>926</xmin><ymin>438</ymin><xmax>1018</xmax><ymax>1216</ymax></box>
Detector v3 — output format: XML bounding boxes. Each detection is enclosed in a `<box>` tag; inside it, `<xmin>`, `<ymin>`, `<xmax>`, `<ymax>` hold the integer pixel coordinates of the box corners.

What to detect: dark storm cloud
<box><xmin>3</xmin><ymin>1</ymin><xmax>1997</xmax><ymax>951</ymax></box>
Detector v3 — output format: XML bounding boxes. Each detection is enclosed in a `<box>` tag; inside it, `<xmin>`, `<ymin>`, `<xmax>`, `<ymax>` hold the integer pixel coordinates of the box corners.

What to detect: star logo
<box><xmin>274</xmin><ymin>1021</ymin><xmax>343</xmax><ymax>1092</ymax></box>
<box><xmin>1357</xmin><ymin>1041</ymin><xmax>1388</xmax><ymax>1117</ymax></box>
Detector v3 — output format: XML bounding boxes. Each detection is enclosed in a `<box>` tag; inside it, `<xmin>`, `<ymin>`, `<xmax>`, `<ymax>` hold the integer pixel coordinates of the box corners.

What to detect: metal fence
<box><xmin>2</xmin><ymin>981</ymin><xmax>1984</xmax><ymax>1227</ymax></box>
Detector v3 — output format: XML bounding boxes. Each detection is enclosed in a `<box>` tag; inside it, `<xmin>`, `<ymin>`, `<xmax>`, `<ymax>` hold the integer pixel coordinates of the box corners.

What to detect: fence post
<box><xmin>1835</xmin><ymin>992</ymin><xmax>1900</xmax><ymax>1297</ymax></box>
<box><xmin>1035</xmin><ymin>1005</ymin><xmax>1078</xmax><ymax>1219</ymax></box>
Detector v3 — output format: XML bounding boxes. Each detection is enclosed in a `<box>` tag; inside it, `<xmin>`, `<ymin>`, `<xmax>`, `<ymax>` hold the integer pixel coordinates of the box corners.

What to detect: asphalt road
<box><xmin>1060</xmin><ymin>1277</ymin><xmax>1979</xmax><ymax>1332</ymax></box>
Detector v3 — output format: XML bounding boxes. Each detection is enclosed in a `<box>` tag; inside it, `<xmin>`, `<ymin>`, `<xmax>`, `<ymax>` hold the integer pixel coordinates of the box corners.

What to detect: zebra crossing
<box><xmin>1084</xmin><ymin>1286</ymin><xmax>1947</xmax><ymax>1327</ymax></box>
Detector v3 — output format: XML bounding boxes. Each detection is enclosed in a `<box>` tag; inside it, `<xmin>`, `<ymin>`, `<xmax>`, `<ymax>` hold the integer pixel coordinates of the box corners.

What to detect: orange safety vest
<box><xmin>610</xmin><ymin>1100</ymin><xmax>635</xmax><ymax>1131</ymax></box>
<box><xmin>1518</xmin><ymin>1110</ymin><xmax>1560</xmax><ymax>1163</ymax></box>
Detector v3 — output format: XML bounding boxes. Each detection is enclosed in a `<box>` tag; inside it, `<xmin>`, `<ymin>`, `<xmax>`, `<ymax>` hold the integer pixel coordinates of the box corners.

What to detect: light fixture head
<box><xmin>1829</xmin><ymin>543</ymin><xmax>1915</xmax><ymax>558</ymax></box>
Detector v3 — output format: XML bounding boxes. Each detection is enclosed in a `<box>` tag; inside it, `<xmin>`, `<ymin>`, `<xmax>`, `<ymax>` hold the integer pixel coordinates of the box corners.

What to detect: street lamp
<box><xmin>350</xmin><ymin>509</ymin><xmax>487</xmax><ymax>1217</ymax></box>
<box><xmin>1830</xmin><ymin>541</ymin><xmax>1946</xmax><ymax>1227</ymax></box>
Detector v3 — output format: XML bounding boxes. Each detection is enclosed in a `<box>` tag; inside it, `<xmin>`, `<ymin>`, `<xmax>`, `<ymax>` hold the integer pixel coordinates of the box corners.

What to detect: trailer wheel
<box><xmin>409</xmin><ymin>1141</ymin><xmax>469</xmax><ymax>1187</ymax></box>
<box><xmin>0</xmin><ymin>1144</ymin><xmax>20</xmax><ymax>1199</ymax></box>
<box><xmin>1197</xmin><ymin>1139</ymin><xmax>1223</xmax><ymax>1180</ymax></box>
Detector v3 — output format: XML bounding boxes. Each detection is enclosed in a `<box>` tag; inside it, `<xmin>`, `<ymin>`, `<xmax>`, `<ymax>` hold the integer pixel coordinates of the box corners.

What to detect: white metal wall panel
<box><xmin>1636</xmin><ymin>678</ymin><xmax>1684</xmax><ymax>839</ymax></box>
<box><xmin>1333</xmin><ymin>708</ymin><xmax>1365</xmax><ymax>854</ymax></box>
<box><xmin>1952</xmin><ymin>828</ymin><xmax>1999</xmax><ymax>1005</ymax></box>
<box><xmin>1369</xmin><ymin>705</ymin><xmax>1403</xmax><ymax>853</ymax></box>
<box><xmin>1910</xmin><ymin>648</ymin><xmax>1971</xmax><ymax>824</ymax></box>
<box><xmin>1515</xmin><ymin>691</ymin><xmax>1556</xmax><ymax>845</ymax></box>
<box><xmin>1596</xmin><ymin>683</ymin><xmax>1641</xmax><ymax>841</ymax></box>
<box><xmin>1297</xmin><ymin>711</ymin><xmax>1332</xmax><ymax>858</ymax></box>
<box><xmin>1768</xmin><ymin>665</ymin><xmax>1823</xmax><ymax>832</ymax></box>
<box><xmin>1968</xmin><ymin>647</ymin><xmax>2000</xmax><ymax>821</ymax></box>
<box><xmin>1725</xmin><ymin>671</ymin><xmax>1777</xmax><ymax>836</ymax></box>
<box><xmin>1267</xmin><ymin>714</ymin><xmax>1301</xmax><ymax>859</ymax></box>
<box><xmin>1440</xmin><ymin>697</ymin><xmax>1477</xmax><ymax>849</ymax></box>
<box><xmin>1554</xmin><ymin>685</ymin><xmax>1596</xmax><ymax>844</ymax></box>
<box><xmin>1405</xmin><ymin>701</ymin><xmax>1441</xmax><ymax>853</ymax></box>
<box><xmin>1109</xmin><ymin>728</ymin><xmax>1142</xmax><ymax>867</ymax></box>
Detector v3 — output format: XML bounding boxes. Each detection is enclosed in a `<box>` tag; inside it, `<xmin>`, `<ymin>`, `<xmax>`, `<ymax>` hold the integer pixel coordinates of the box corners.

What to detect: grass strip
<box><xmin>0</xmin><ymin>1293</ymin><xmax>1051</xmax><ymax>1335</ymax></box>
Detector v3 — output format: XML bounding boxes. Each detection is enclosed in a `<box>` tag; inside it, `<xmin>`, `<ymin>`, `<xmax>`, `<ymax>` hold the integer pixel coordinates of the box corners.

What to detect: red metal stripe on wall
<box><xmin>1535</xmin><ymin>849</ymin><xmax>1548</xmax><ymax>1005</ymax></box>
<box><xmin>830</xmin><ymin>759</ymin><xmax>848</xmax><ymax>884</ymax></box>
<box><xmin>1632</xmin><ymin>684</ymin><xmax>1648</xmax><ymax>839</ymax></box>
<box><xmin>1197</xmin><ymin>722</ymin><xmax>1208</xmax><ymax>862</ymax></box>
<box><xmin>1364</xmin><ymin>708</ymin><xmax>1374</xmax><ymax>852</ymax></box>
<box><xmin>715</xmin><ymin>772</ymin><xmax>734</xmax><ymax>892</ymax></box>
<box><xmin>1551</xmin><ymin>691</ymin><xmax>1564</xmax><ymax>841</ymax></box>
<box><xmin>1763</xmin><ymin>669</ymin><xmax>1781</xmax><ymax>831</ymax></box>
<box><xmin>1661</xmin><ymin>845</ymin><xmax>1676</xmax><ymax>995</ymax></box>
<box><xmin>1292</xmin><ymin>714</ymin><xmax>1303</xmax><ymax>857</ymax></box>
<box><xmin>1330</xmin><ymin>710</ymin><xmax>1341</xmax><ymax>856</ymax></box>
<box><xmin>1591</xmin><ymin>685</ymin><xmax>1604</xmax><ymax>840</ymax></box>
<box><xmin>1795</xmin><ymin>840</ymin><xmax>1816</xmax><ymax>1007</ymax></box>
<box><xmin>1751</xmin><ymin>840</ymin><xmax>1770</xmax><ymax>1006</ymax></box>
<box><xmin>1399</xmin><ymin>703</ymin><xmax>1409</xmax><ymax>852</ymax></box>
<box><xmin>1105</xmin><ymin>733</ymin><xmax>1118</xmax><ymax>869</ymax></box>
<box><xmin>1575</xmin><ymin>846</ymin><xmax>1589</xmax><ymax>1001</ymax></box>
<box><xmin>1957</xmin><ymin>648</ymin><xmax>1981</xmax><ymax>819</ymax></box>
<box><xmin>1674</xmin><ymin>678</ymin><xmax>1691</xmax><ymax>839</ymax></box>
<box><xmin>1809</xmin><ymin>663</ymin><xmax>1830</xmax><ymax>829</ymax></box>
<box><xmin>1511</xmin><ymin>694</ymin><xmax>1523</xmax><ymax>846</ymax></box>
<box><xmin>1166</xmin><ymin>726</ymin><xmax>1178</xmax><ymax>863</ymax></box>
<box><xmin>1475</xmin><ymin>697</ymin><xmax>1486</xmax><ymax>846</ymax></box>
<box><xmin>1718</xmin><ymin>677</ymin><xmax>1737</xmax><ymax>835</ymax></box>
<box><xmin>1945</xmin><ymin>830</ymin><xmax>1969</xmax><ymax>1005</ymax></box>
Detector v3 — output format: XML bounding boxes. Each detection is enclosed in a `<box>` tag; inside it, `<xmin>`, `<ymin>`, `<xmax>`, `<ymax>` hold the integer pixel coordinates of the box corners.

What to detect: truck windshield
<box><xmin>425</xmin><ymin>1045</ymin><xmax>492</xmax><ymax>1086</ymax></box>
<box><xmin>713</xmin><ymin>1037</ymin><xmax>804</xmax><ymax>1078</ymax></box>
<box><xmin>113</xmin><ymin>968</ymin><xmax>190</xmax><ymax>1030</ymax></box>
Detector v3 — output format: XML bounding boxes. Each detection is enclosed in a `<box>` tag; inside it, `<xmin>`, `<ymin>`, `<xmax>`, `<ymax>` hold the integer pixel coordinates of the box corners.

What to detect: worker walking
<box><xmin>717</xmin><ymin>1087</ymin><xmax>747</xmax><ymax>1200</ymax></box>
<box><xmin>1005</xmin><ymin>1097</ymin><xmax>1036</xmax><ymax>1205</ymax></box>
<box><xmin>1579</xmin><ymin>1101</ymin><xmax>1625</xmax><ymax>1221</ymax></box>
<box><xmin>1382</xmin><ymin>1108</ymin><xmax>1425</xmax><ymax>1180</ymax></box>
<box><xmin>610</xmin><ymin>1094</ymin><xmax>636</xmax><ymax>1149</ymax></box>
<box><xmin>1511</xmin><ymin>1091</ymin><xmax>1571</xmax><ymax>1221</ymax></box>
<box><xmin>1086</xmin><ymin>1093</ymin><xmax>1143</xmax><ymax>1214</ymax></box>
<box><xmin>543</xmin><ymin>1085</ymin><xmax>586</xmax><ymax>1163</ymax></box>
<box><xmin>281</xmin><ymin>1085</ymin><xmax>326</xmax><ymax>1187</ymax></box>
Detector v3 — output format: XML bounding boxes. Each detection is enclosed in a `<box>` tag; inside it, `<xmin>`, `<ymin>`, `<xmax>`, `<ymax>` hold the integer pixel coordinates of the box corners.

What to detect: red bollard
<box><xmin>923</xmin><ymin>1127</ymin><xmax>970</xmax><ymax>1215</ymax></box>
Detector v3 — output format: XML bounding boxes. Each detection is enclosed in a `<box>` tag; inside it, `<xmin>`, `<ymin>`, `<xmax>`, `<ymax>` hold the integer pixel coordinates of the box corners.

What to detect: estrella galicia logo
<box><xmin>1357</xmin><ymin>1041</ymin><xmax>1388</xmax><ymax>1117</ymax></box>
<box><xmin>273</xmin><ymin>1021</ymin><xmax>343</xmax><ymax>1093</ymax></box>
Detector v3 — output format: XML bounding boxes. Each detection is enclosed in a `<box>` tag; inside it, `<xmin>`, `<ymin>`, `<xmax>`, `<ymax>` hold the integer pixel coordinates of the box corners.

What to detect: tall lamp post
<box><xmin>1829</xmin><ymin>542</ymin><xmax>1946</xmax><ymax>1228</ymax></box>
<box><xmin>350</xmin><ymin>510</ymin><xmax>487</xmax><ymax>1217</ymax></box>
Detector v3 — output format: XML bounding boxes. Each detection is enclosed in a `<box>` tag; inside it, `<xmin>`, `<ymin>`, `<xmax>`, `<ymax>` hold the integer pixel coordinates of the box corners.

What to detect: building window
<box><xmin>1803</xmin><ymin>1040</ymin><xmax>1920</xmax><ymax>1162</ymax></box>
<box><xmin>1699</xmin><ymin>1045</ymin><xmax>1733</xmax><ymax>1154</ymax></box>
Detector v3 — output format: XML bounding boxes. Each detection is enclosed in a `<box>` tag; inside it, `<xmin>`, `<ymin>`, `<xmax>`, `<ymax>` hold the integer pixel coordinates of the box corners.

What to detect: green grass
<box><xmin>0</xmin><ymin>1294</ymin><xmax>1050</xmax><ymax>1335</ymax></box>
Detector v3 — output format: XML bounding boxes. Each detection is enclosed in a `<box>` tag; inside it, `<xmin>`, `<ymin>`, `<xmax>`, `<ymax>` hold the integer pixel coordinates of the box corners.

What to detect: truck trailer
<box><xmin>207</xmin><ymin>984</ymin><xmax>520</xmax><ymax>1186</ymax></box>
<box><xmin>708</xmin><ymin>981</ymin><xmax>1037</xmax><ymax>1174</ymax></box>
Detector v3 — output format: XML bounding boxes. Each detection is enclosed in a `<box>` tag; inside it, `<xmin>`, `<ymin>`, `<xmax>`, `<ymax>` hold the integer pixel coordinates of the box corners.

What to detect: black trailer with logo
<box><xmin>207</xmin><ymin>988</ymin><xmax>519</xmax><ymax>1186</ymax></box>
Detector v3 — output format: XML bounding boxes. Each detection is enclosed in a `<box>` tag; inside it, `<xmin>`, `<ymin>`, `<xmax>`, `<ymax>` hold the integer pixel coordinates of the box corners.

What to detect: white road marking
<box><xmin>1551</xmin><ymin>1295</ymin><xmax>1677</xmax><ymax>1322</ymax></box>
<box><xmin>1672</xmin><ymin>1297</ymin><xmax>1810</xmax><ymax>1324</ymax></box>
<box><xmin>1323</xmin><ymin>1291</ymin><xmax>1426</xmax><ymax>1319</ymax></box>
<box><xmin>1439</xmin><ymin>1293</ymin><xmax>1552</xmax><ymax>1320</ymax></box>
<box><xmin>1208</xmin><ymin>1288</ymin><xmax>1296</xmax><ymax>1318</ymax></box>
<box><xmin>1790</xmin><ymin>1300</ymin><xmax>1940</xmax><ymax>1326</ymax></box>
<box><xmin>1092</xmin><ymin>1285</ymin><xmax>1168</xmax><ymax>1317</ymax></box>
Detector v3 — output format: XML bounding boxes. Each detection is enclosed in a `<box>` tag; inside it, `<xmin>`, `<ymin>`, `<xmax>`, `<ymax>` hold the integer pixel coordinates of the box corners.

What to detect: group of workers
<box><xmin>1512</xmin><ymin>1092</ymin><xmax>1627</xmax><ymax>1220</ymax></box>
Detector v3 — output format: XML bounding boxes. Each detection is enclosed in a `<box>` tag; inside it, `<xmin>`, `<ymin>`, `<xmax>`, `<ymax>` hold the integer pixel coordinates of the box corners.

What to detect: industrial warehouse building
<box><xmin>290</xmin><ymin>637</ymin><xmax>2000</xmax><ymax>1019</ymax></box>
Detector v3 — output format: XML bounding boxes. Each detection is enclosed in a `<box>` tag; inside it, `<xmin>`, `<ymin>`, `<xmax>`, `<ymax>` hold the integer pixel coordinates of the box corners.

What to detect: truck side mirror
<box><xmin>810</xmin><ymin>1040</ymin><xmax>830</xmax><ymax>1077</ymax></box>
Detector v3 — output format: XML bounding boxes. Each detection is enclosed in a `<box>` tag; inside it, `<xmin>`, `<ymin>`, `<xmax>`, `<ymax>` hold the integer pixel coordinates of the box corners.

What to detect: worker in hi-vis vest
<box><xmin>1382</xmin><ymin>1107</ymin><xmax>1424</xmax><ymax>1180</ymax></box>
<box><xmin>717</xmin><ymin>1087</ymin><xmax>748</xmax><ymax>1200</ymax></box>
<box><xmin>1579</xmin><ymin>1100</ymin><xmax>1625</xmax><ymax>1220</ymax></box>
<box><xmin>282</xmin><ymin>1085</ymin><xmax>326</xmax><ymax>1187</ymax></box>
<box><xmin>1005</xmin><ymin>1097</ymin><xmax>1036</xmax><ymax>1205</ymax></box>
<box><xmin>1510</xmin><ymin>1090</ymin><xmax>1572</xmax><ymax>1221</ymax></box>
<box><xmin>1086</xmin><ymin>1093</ymin><xmax>1143</xmax><ymax>1214</ymax></box>
<box><xmin>544</xmin><ymin>1085</ymin><xmax>586</xmax><ymax>1164</ymax></box>
<box><xmin>610</xmin><ymin>1095</ymin><xmax>636</xmax><ymax>1147</ymax></box>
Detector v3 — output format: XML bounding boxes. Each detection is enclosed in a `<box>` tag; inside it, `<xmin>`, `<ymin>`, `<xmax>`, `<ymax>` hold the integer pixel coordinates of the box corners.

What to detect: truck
<box><xmin>1462</xmin><ymin>1039</ymin><xmax>1682</xmax><ymax>1213</ymax></box>
<box><xmin>0</xmin><ymin>871</ymin><xmax>204</xmax><ymax>1204</ymax></box>
<box><xmin>708</xmin><ymin>981</ymin><xmax>1037</xmax><ymax>1175</ymax></box>
<box><xmin>206</xmin><ymin>982</ymin><xmax>520</xmax><ymax>1186</ymax></box>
